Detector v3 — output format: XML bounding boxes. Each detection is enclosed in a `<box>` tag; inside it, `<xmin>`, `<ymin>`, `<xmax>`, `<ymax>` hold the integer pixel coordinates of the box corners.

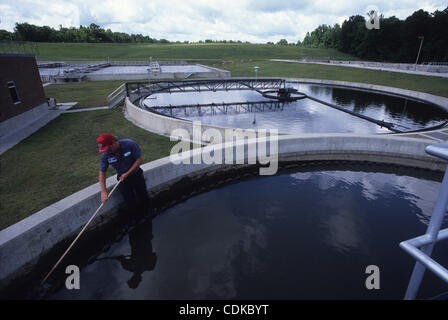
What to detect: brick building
<box><xmin>0</xmin><ymin>53</ymin><xmax>47</xmax><ymax>123</ymax></box>
<box><xmin>0</xmin><ymin>53</ymin><xmax>55</xmax><ymax>153</ymax></box>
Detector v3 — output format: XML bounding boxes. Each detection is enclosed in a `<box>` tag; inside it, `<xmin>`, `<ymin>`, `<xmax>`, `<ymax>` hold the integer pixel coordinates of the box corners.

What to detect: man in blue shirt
<box><xmin>97</xmin><ymin>133</ymin><xmax>149</xmax><ymax>218</ymax></box>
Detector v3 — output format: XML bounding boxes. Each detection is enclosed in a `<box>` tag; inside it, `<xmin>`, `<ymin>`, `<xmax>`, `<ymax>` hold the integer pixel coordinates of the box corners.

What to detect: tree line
<box><xmin>301</xmin><ymin>7</ymin><xmax>448</xmax><ymax>62</ymax></box>
<box><xmin>0</xmin><ymin>23</ymin><xmax>293</xmax><ymax>45</ymax></box>
<box><xmin>0</xmin><ymin>23</ymin><xmax>172</xmax><ymax>44</ymax></box>
<box><xmin>0</xmin><ymin>23</ymin><xmax>300</xmax><ymax>46</ymax></box>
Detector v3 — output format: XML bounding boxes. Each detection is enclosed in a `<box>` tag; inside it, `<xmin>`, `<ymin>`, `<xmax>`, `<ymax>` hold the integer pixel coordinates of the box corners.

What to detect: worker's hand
<box><xmin>101</xmin><ymin>191</ymin><xmax>108</xmax><ymax>203</ymax></box>
<box><xmin>119</xmin><ymin>172</ymin><xmax>129</xmax><ymax>181</ymax></box>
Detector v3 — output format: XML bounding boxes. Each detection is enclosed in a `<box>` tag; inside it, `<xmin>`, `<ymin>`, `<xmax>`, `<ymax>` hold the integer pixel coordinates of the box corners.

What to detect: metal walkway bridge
<box><xmin>125</xmin><ymin>78</ymin><xmax>285</xmax><ymax>102</ymax></box>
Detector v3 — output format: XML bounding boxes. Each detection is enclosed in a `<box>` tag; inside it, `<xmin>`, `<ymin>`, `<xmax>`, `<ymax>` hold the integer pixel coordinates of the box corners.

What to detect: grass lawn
<box><xmin>36</xmin><ymin>42</ymin><xmax>355</xmax><ymax>61</ymax></box>
<box><xmin>0</xmin><ymin>109</ymin><xmax>179</xmax><ymax>230</ymax></box>
<box><xmin>44</xmin><ymin>80</ymin><xmax>130</xmax><ymax>109</ymax></box>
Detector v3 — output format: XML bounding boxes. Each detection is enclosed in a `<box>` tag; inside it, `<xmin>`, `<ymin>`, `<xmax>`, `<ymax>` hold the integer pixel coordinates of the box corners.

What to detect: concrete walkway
<box><xmin>271</xmin><ymin>59</ymin><xmax>448</xmax><ymax>78</ymax></box>
<box><xmin>0</xmin><ymin>103</ymin><xmax>110</xmax><ymax>155</ymax></box>
<box><xmin>0</xmin><ymin>108</ymin><xmax>65</xmax><ymax>155</ymax></box>
<box><xmin>63</xmin><ymin>106</ymin><xmax>109</xmax><ymax>113</ymax></box>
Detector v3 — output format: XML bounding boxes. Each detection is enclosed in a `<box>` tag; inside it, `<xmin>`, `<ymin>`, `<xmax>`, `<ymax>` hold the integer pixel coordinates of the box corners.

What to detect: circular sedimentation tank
<box><xmin>10</xmin><ymin>161</ymin><xmax>448</xmax><ymax>299</ymax></box>
<box><xmin>142</xmin><ymin>81</ymin><xmax>448</xmax><ymax>135</ymax></box>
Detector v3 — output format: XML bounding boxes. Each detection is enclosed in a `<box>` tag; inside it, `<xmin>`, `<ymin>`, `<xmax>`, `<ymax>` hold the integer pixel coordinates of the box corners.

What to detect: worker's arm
<box><xmin>119</xmin><ymin>156</ymin><xmax>142</xmax><ymax>181</ymax></box>
<box><xmin>99</xmin><ymin>170</ymin><xmax>108</xmax><ymax>203</ymax></box>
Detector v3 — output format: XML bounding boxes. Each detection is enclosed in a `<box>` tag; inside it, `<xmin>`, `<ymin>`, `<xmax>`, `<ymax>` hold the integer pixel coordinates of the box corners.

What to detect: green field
<box><xmin>44</xmin><ymin>80</ymin><xmax>128</xmax><ymax>108</ymax></box>
<box><xmin>36</xmin><ymin>42</ymin><xmax>355</xmax><ymax>61</ymax></box>
<box><xmin>0</xmin><ymin>109</ymin><xmax>179</xmax><ymax>230</ymax></box>
<box><xmin>2</xmin><ymin>42</ymin><xmax>448</xmax><ymax>230</ymax></box>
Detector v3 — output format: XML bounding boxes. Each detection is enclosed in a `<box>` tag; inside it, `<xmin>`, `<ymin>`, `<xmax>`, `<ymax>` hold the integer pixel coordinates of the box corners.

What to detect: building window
<box><xmin>7</xmin><ymin>81</ymin><xmax>21</xmax><ymax>104</ymax></box>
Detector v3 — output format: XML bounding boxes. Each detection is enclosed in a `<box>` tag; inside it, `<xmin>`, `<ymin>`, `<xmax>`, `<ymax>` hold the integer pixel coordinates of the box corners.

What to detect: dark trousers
<box><xmin>118</xmin><ymin>168</ymin><xmax>149</xmax><ymax>216</ymax></box>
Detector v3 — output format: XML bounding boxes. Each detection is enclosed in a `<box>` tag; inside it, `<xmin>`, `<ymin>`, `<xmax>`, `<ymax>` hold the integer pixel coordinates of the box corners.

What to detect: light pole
<box><xmin>414</xmin><ymin>36</ymin><xmax>424</xmax><ymax>71</ymax></box>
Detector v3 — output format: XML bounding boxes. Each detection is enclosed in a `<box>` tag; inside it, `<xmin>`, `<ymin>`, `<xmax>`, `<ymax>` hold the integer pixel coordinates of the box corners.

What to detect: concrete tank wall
<box><xmin>40</xmin><ymin>64</ymin><xmax>231</xmax><ymax>82</ymax></box>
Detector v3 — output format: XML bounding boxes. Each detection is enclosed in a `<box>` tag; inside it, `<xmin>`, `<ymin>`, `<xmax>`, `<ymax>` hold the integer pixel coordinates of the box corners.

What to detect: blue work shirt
<box><xmin>100</xmin><ymin>139</ymin><xmax>142</xmax><ymax>177</ymax></box>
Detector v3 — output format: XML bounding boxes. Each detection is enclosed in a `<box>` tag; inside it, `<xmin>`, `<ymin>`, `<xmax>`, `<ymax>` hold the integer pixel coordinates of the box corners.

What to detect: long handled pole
<box><xmin>41</xmin><ymin>180</ymin><xmax>122</xmax><ymax>284</ymax></box>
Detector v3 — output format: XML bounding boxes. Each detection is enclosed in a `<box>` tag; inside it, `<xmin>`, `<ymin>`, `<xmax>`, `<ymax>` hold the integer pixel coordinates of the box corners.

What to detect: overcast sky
<box><xmin>0</xmin><ymin>0</ymin><xmax>446</xmax><ymax>43</ymax></box>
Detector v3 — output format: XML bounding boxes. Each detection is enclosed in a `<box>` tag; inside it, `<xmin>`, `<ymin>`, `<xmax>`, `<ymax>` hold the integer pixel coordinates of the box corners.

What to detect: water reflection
<box><xmin>305</xmin><ymin>85</ymin><xmax>447</xmax><ymax>127</ymax></box>
<box><xmin>144</xmin><ymin>84</ymin><xmax>447</xmax><ymax>134</ymax></box>
<box><xmin>290</xmin><ymin>170</ymin><xmax>445</xmax><ymax>258</ymax></box>
<box><xmin>35</xmin><ymin>166</ymin><xmax>447</xmax><ymax>299</ymax></box>
<box><xmin>145</xmin><ymin>89</ymin><xmax>271</xmax><ymax>107</ymax></box>
<box><xmin>98</xmin><ymin>218</ymin><xmax>157</xmax><ymax>289</ymax></box>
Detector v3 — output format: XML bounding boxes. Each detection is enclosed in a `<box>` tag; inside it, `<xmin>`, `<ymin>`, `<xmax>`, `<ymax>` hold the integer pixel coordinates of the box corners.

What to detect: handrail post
<box><xmin>402</xmin><ymin>142</ymin><xmax>448</xmax><ymax>299</ymax></box>
<box><xmin>404</xmin><ymin>164</ymin><xmax>448</xmax><ymax>299</ymax></box>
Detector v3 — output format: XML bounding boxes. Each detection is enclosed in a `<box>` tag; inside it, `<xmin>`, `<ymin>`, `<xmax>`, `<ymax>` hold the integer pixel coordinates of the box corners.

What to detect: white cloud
<box><xmin>0</xmin><ymin>0</ymin><xmax>80</xmax><ymax>30</ymax></box>
<box><xmin>0</xmin><ymin>0</ymin><xmax>446</xmax><ymax>42</ymax></box>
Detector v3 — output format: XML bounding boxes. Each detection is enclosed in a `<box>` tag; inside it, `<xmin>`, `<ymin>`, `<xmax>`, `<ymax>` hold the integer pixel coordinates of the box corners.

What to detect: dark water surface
<box><xmin>144</xmin><ymin>83</ymin><xmax>447</xmax><ymax>134</ymax></box>
<box><xmin>22</xmin><ymin>164</ymin><xmax>448</xmax><ymax>300</ymax></box>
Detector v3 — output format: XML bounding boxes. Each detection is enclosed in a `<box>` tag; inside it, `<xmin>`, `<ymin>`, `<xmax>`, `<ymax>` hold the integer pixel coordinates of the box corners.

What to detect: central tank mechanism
<box><xmin>261</xmin><ymin>87</ymin><xmax>307</xmax><ymax>101</ymax></box>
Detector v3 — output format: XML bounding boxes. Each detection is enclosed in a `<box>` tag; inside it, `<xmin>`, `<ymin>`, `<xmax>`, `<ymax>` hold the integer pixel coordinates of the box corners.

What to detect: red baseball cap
<box><xmin>97</xmin><ymin>133</ymin><xmax>115</xmax><ymax>153</ymax></box>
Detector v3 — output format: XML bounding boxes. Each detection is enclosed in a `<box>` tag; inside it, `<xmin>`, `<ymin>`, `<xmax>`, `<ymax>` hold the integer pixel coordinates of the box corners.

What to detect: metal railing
<box><xmin>37</xmin><ymin>59</ymin><xmax>190</xmax><ymax>66</ymax></box>
<box><xmin>400</xmin><ymin>142</ymin><xmax>448</xmax><ymax>299</ymax></box>
<box><xmin>107</xmin><ymin>83</ymin><xmax>126</xmax><ymax>108</ymax></box>
<box><xmin>109</xmin><ymin>60</ymin><xmax>148</xmax><ymax>65</ymax></box>
<box><xmin>125</xmin><ymin>78</ymin><xmax>286</xmax><ymax>103</ymax></box>
<box><xmin>423</xmin><ymin>62</ymin><xmax>448</xmax><ymax>66</ymax></box>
